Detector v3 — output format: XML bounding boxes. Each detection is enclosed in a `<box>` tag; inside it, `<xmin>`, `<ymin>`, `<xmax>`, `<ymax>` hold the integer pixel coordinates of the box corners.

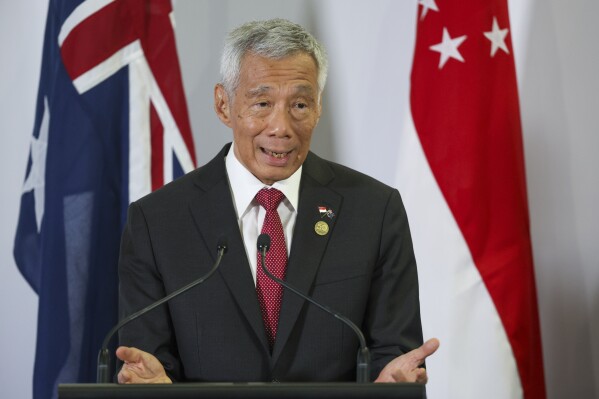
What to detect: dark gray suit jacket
<box><xmin>118</xmin><ymin>143</ymin><xmax>423</xmax><ymax>382</ymax></box>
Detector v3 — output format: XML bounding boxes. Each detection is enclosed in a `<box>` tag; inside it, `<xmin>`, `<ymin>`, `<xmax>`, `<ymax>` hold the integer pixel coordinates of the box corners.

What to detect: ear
<box><xmin>214</xmin><ymin>84</ymin><xmax>232</xmax><ymax>127</ymax></box>
<box><xmin>314</xmin><ymin>93</ymin><xmax>323</xmax><ymax>126</ymax></box>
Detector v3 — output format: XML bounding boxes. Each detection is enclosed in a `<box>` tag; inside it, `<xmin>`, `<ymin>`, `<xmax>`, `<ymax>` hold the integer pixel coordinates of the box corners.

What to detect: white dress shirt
<box><xmin>225</xmin><ymin>143</ymin><xmax>302</xmax><ymax>284</ymax></box>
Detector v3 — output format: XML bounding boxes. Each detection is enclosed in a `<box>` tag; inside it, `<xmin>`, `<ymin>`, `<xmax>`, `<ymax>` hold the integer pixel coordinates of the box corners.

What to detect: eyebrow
<box><xmin>245</xmin><ymin>84</ymin><xmax>316</xmax><ymax>98</ymax></box>
<box><xmin>293</xmin><ymin>85</ymin><xmax>317</xmax><ymax>98</ymax></box>
<box><xmin>245</xmin><ymin>85</ymin><xmax>271</xmax><ymax>98</ymax></box>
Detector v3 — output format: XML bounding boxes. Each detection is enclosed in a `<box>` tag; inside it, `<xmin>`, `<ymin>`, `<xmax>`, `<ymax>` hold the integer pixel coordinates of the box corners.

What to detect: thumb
<box><xmin>116</xmin><ymin>346</ymin><xmax>143</xmax><ymax>363</ymax></box>
<box><xmin>413</xmin><ymin>338</ymin><xmax>440</xmax><ymax>363</ymax></box>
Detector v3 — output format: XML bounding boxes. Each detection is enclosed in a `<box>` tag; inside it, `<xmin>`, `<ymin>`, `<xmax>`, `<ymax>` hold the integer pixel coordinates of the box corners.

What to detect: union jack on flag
<box><xmin>13</xmin><ymin>1</ymin><xmax>196</xmax><ymax>398</ymax></box>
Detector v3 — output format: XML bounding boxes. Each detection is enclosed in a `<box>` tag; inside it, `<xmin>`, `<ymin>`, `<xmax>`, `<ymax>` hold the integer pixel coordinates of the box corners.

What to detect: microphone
<box><xmin>257</xmin><ymin>234</ymin><xmax>371</xmax><ymax>383</ymax></box>
<box><xmin>96</xmin><ymin>237</ymin><xmax>228</xmax><ymax>383</ymax></box>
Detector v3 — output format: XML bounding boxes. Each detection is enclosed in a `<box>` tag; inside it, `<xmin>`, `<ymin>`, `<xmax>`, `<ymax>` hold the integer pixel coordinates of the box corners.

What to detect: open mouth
<box><xmin>261</xmin><ymin>147</ymin><xmax>291</xmax><ymax>159</ymax></box>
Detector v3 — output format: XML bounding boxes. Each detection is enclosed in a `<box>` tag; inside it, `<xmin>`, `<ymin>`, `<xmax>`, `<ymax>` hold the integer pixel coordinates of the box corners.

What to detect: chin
<box><xmin>260</xmin><ymin>169</ymin><xmax>293</xmax><ymax>185</ymax></box>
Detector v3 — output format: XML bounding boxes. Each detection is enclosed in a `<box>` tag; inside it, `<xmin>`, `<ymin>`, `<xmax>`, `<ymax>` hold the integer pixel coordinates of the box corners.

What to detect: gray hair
<box><xmin>220</xmin><ymin>18</ymin><xmax>328</xmax><ymax>97</ymax></box>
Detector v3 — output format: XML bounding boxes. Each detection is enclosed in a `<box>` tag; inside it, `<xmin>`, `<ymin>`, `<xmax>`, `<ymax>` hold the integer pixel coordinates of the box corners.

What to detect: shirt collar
<box><xmin>225</xmin><ymin>142</ymin><xmax>302</xmax><ymax>219</ymax></box>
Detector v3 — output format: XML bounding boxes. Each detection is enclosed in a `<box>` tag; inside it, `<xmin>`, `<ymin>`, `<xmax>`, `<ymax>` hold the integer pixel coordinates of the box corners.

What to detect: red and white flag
<box><xmin>397</xmin><ymin>1</ymin><xmax>546</xmax><ymax>398</ymax></box>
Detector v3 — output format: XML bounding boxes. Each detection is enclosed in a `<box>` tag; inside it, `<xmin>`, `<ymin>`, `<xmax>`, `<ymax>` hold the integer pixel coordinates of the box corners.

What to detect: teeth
<box><xmin>266</xmin><ymin>149</ymin><xmax>288</xmax><ymax>158</ymax></box>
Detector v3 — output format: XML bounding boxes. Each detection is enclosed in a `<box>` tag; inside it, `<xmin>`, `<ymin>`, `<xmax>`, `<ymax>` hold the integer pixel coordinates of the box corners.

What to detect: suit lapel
<box><xmin>272</xmin><ymin>153</ymin><xmax>342</xmax><ymax>364</ymax></box>
<box><xmin>188</xmin><ymin>145</ymin><xmax>270</xmax><ymax>353</ymax></box>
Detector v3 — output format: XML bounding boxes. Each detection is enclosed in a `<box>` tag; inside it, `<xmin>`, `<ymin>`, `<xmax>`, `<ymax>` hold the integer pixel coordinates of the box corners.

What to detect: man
<box><xmin>116</xmin><ymin>18</ymin><xmax>438</xmax><ymax>384</ymax></box>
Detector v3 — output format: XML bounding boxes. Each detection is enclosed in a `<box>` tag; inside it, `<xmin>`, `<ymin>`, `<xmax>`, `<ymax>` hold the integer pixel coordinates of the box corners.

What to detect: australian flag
<box><xmin>13</xmin><ymin>1</ymin><xmax>196</xmax><ymax>398</ymax></box>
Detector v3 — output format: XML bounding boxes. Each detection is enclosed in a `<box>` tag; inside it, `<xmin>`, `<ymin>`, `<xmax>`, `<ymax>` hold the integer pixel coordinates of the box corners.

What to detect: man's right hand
<box><xmin>116</xmin><ymin>346</ymin><xmax>172</xmax><ymax>384</ymax></box>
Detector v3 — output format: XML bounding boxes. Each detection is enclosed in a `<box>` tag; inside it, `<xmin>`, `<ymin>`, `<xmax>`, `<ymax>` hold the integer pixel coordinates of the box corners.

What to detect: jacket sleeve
<box><xmin>117</xmin><ymin>201</ymin><xmax>183</xmax><ymax>381</ymax></box>
<box><xmin>364</xmin><ymin>188</ymin><xmax>424</xmax><ymax>380</ymax></box>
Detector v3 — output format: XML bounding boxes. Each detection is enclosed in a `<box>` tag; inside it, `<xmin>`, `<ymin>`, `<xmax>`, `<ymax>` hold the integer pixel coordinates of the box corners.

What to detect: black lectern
<box><xmin>59</xmin><ymin>382</ymin><xmax>425</xmax><ymax>399</ymax></box>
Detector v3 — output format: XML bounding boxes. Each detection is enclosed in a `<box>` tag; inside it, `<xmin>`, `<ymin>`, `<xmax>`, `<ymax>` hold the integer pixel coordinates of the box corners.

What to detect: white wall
<box><xmin>1</xmin><ymin>1</ymin><xmax>597</xmax><ymax>398</ymax></box>
<box><xmin>516</xmin><ymin>1</ymin><xmax>599</xmax><ymax>396</ymax></box>
<box><xmin>0</xmin><ymin>1</ymin><xmax>48</xmax><ymax>398</ymax></box>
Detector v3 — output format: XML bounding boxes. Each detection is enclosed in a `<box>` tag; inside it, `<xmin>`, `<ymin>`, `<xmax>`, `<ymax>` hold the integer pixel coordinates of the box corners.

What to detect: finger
<box><xmin>374</xmin><ymin>373</ymin><xmax>395</xmax><ymax>383</ymax></box>
<box><xmin>415</xmin><ymin>367</ymin><xmax>428</xmax><ymax>384</ymax></box>
<box><xmin>116</xmin><ymin>346</ymin><xmax>143</xmax><ymax>363</ymax></box>
<box><xmin>410</xmin><ymin>338</ymin><xmax>440</xmax><ymax>364</ymax></box>
<box><xmin>117</xmin><ymin>368</ymin><xmax>131</xmax><ymax>384</ymax></box>
<box><xmin>422</xmin><ymin>338</ymin><xmax>440</xmax><ymax>356</ymax></box>
<box><xmin>120</xmin><ymin>363</ymin><xmax>152</xmax><ymax>384</ymax></box>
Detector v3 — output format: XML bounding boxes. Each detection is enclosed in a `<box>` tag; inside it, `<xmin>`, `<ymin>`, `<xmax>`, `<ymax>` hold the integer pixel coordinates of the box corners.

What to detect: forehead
<box><xmin>237</xmin><ymin>52</ymin><xmax>319</xmax><ymax>92</ymax></box>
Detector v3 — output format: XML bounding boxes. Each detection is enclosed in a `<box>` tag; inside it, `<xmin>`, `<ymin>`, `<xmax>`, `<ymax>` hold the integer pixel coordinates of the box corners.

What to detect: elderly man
<box><xmin>116</xmin><ymin>18</ymin><xmax>438</xmax><ymax>384</ymax></box>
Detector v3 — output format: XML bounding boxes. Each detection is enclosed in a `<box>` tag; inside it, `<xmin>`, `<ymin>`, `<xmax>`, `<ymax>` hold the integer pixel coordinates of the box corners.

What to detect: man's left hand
<box><xmin>374</xmin><ymin>338</ymin><xmax>440</xmax><ymax>383</ymax></box>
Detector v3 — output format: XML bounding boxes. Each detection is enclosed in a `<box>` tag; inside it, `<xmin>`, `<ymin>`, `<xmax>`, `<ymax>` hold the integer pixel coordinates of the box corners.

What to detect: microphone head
<box><xmin>217</xmin><ymin>237</ymin><xmax>228</xmax><ymax>253</ymax></box>
<box><xmin>257</xmin><ymin>234</ymin><xmax>271</xmax><ymax>252</ymax></box>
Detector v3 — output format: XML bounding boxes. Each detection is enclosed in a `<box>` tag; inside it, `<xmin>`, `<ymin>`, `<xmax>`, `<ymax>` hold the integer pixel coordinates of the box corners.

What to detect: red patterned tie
<box><xmin>255</xmin><ymin>188</ymin><xmax>288</xmax><ymax>350</ymax></box>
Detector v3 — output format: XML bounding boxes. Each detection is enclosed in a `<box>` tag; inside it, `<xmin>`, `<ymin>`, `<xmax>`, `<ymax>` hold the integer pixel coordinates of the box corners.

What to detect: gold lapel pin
<box><xmin>314</xmin><ymin>220</ymin><xmax>329</xmax><ymax>236</ymax></box>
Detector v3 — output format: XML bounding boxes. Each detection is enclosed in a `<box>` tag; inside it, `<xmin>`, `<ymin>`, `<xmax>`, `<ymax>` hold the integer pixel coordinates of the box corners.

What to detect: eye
<box><xmin>293</xmin><ymin>101</ymin><xmax>310</xmax><ymax>110</ymax></box>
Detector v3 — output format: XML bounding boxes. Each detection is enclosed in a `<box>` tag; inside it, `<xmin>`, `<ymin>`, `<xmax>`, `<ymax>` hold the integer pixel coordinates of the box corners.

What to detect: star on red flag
<box><xmin>484</xmin><ymin>17</ymin><xmax>510</xmax><ymax>57</ymax></box>
<box><xmin>429</xmin><ymin>27</ymin><xmax>467</xmax><ymax>69</ymax></box>
<box><xmin>418</xmin><ymin>0</ymin><xmax>439</xmax><ymax>20</ymax></box>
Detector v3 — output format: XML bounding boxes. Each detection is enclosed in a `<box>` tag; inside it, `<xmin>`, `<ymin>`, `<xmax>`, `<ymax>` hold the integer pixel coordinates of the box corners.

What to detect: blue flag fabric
<box><xmin>15</xmin><ymin>4</ymin><xmax>123</xmax><ymax>398</ymax></box>
<box><xmin>14</xmin><ymin>1</ymin><xmax>196</xmax><ymax>398</ymax></box>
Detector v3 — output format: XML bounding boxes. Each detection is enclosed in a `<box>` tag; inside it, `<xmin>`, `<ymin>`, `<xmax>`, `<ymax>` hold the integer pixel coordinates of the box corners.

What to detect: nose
<box><xmin>266</xmin><ymin>104</ymin><xmax>292</xmax><ymax>137</ymax></box>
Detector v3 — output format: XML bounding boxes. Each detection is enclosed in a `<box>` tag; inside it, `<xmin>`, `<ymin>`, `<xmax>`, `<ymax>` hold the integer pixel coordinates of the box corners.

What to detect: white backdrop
<box><xmin>1</xmin><ymin>1</ymin><xmax>597</xmax><ymax>398</ymax></box>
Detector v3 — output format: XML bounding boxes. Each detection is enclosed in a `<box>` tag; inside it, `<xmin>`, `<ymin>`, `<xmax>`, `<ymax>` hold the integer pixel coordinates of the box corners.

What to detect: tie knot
<box><xmin>256</xmin><ymin>188</ymin><xmax>285</xmax><ymax>211</ymax></box>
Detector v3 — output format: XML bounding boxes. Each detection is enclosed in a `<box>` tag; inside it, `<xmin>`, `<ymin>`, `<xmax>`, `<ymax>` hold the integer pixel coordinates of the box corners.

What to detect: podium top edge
<box><xmin>58</xmin><ymin>382</ymin><xmax>425</xmax><ymax>399</ymax></box>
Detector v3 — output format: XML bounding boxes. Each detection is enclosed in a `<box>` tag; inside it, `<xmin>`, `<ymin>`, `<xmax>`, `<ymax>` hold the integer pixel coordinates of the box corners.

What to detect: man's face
<box><xmin>214</xmin><ymin>52</ymin><xmax>322</xmax><ymax>185</ymax></box>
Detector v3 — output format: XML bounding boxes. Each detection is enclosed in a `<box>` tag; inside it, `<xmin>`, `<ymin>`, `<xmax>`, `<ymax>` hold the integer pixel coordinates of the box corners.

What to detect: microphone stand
<box><xmin>257</xmin><ymin>234</ymin><xmax>371</xmax><ymax>383</ymax></box>
<box><xmin>96</xmin><ymin>241</ymin><xmax>227</xmax><ymax>383</ymax></box>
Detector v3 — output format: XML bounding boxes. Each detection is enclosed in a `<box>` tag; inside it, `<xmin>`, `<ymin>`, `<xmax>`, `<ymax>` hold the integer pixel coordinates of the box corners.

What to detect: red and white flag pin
<box><xmin>318</xmin><ymin>206</ymin><xmax>335</xmax><ymax>219</ymax></box>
